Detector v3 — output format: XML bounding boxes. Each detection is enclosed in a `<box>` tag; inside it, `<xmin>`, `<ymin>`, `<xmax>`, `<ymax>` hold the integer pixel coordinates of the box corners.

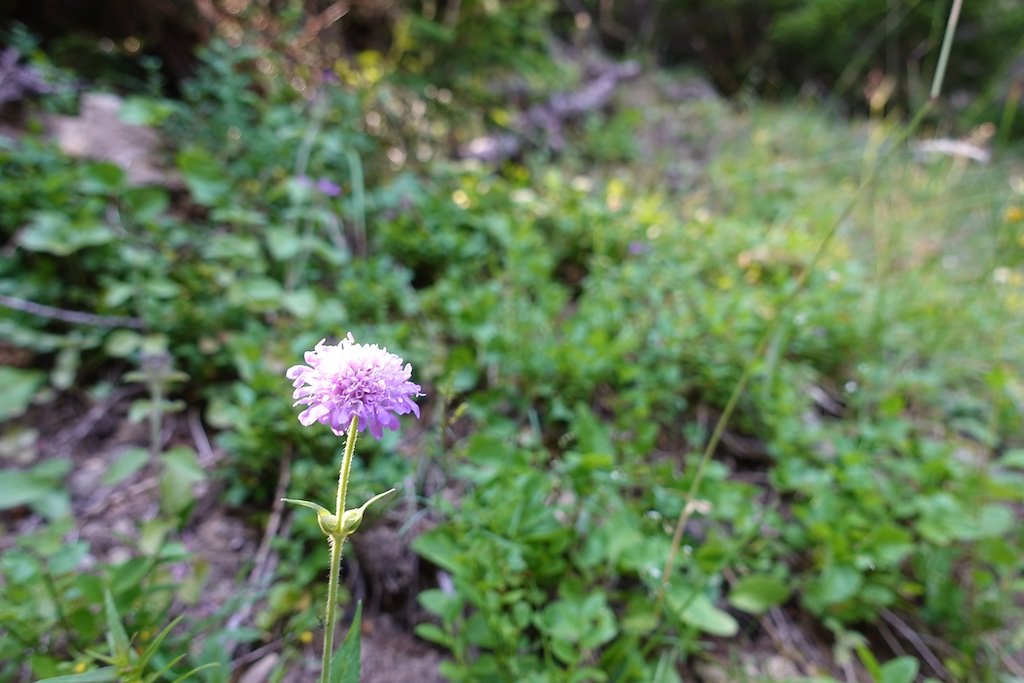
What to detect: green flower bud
<box><xmin>340</xmin><ymin>508</ymin><xmax>364</xmax><ymax>535</ymax></box>
<box><xmin>318</xmin><ymin>513</ymin><xmax>341</xmax><ymax>536</ymax></box>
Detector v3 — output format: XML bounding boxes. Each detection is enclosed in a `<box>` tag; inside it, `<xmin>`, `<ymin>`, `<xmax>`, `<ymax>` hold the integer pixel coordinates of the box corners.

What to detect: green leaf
<box><xmin>103</xmin><ymin>448</ymin><xmax>150</xmax><ymax>487</ymax></box>
<box><xmin>118</xmin><ymin>96</ymin><xmax>175</xmax><ymax>126</ymax></box>
<box><xmin>33</xmin><ymin>668</ymin><xmax>119</xmax><ymax>683</ymax></box>
<box><xmin>332</xmin><ymin>601</ymin><xmax>362</xmax><ymax>683</ymax></box>
<box><xmin>865</xmin><ymin>525</ymin><xmax>914</xmax><ymax>568</ymax></box>
<box><xmin>138</xmin><ymin>616</ymin><xmax>183</xmax><ymax>672</ymax></box>
<box><xmin>282</xmin><ymin>289</ymin><xmax>317</xmax><ymax>319</ymax></box>
<box><xmin>168</xmin><ymin>663</ymin><xmax>220</xmax><ymax>683</ymax></box>
<box><xmin>79</xmin><ymin>162</ymin><xmax>125</xmax><ymax>194</ymax></box>
<box><xmin>52</xmin><ymin>347</ymin><xmax>80</xmax><ymax>391</ymax></box>
<box><xmin>0</xmin><ymin>458</ymin><xmax>70</xmax><ymax>512</ymax></box>
<box><xmin>803</xmin><ymin>565</ymin><xmax>862</xmax><ymax>610</ymax></box>
<box><xmin>414</xmin><ymin>622</ymin><xmax>452</xmax><ymax>647</ymax></box>
<box><xmin>177</xmin><ymin>148</ymin><xmax>230</xmax><ymax>206</ymax></box>
<box><xmin>0</xmin><ymin>367</ymin><xmax>45</xmax><ymax>420</ymax></box>
<box><xmin>418</xmin><ymin>588</ymin><xmax>463</xmax><ymax>622</ymax></box>
<box><xmin>103</xmin><ymin>588</ymin><xmax>131</xmax><ymax>658</ymax></box>
<box><xmin>19</xmin><ymin>212</ymin><xmax>114</xmax><ymax>256</ymax></box>
<box><xmin>104</xmin><ymin>331</ymin><xmax>144</xmax><ymax>358</ymax></box>
<box><xmin>122</xmin><ymin>187</ymin><xmax>170</xmax><ymax>222</ymax></box>
<box><xmin>159</xmin><ymin>447</ymin><xmax>205</xmax><ymax>517</ymax></box>
<box><xmin>970</xmin><ymin>504</ymin><xmax>1014</xmax><ymax>539</ymax></box>
<box><xmin>412</xmin><ymin>530</ymin><xmax>462</xmax><ymax>573</ymax></box>
<box><xmin>729</xmin><ymin>575</ymin><xmax>791</xmax><ymax>614</ymax></box>
<box><xmin>878</xmin><ymin>656</ymin><xmax>919</xmax><ymax>683</ymax></box>
<box><xmin>1000</xmin><ymin>449</ymin><xmax>1024</xmax><ymax>469</ymax></box>
<box><xmin>247</xmin><ymin>278</ymin><xmax>284</xmax><ymax>303</ymax></box>
<box><xmin>667</xmin><ymin>589</ymin><xmax>738</xmax><ymax>637</ymax></box>
<box><xmin>139</xmin><ymin>518</ymin><xmax>175</xmax><ymax>556</ymax></box>
<box><xmin>267</xmin><ymin>227</ymin><xmax>305</xmax><ymax>260</ymax></box>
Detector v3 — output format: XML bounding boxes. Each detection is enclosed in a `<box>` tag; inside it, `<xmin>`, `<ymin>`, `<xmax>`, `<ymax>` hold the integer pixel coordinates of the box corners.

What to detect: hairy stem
<box><xmin>336</xmin><ymin>415</ymin><xmax>359</xmax><ymax>520</ymax></box>
<box><xmin>321</xmin><ymin>415</ymin><xmax>359</xmax><ymax>683</ymax></box>
<box><xmin>321</xmin><ymin>536</ymin><xmax>343</xmax><ymax>683</ymax></box>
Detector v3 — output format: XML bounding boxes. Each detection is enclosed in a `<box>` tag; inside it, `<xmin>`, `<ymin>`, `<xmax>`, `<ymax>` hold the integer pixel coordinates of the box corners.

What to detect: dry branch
<box><xmin>0</xmin><ymin>294</ymin><xmax>144</xmax><ymax>329</ymax></box>
<box><xmin>459</xmin><ymin>60</ymin><xmax>642</xmax><ymax>163</ymax></box>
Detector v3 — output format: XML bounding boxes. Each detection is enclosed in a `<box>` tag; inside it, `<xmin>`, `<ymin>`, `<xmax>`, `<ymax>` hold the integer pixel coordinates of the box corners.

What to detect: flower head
<box><xmin>316</xmin><ymin>178</ymin><xmax>342</xmax><ymax>197</ymax></box>
<box><xmin>287</xmin><ymin>334</ymin><xmax>422</xmax><ymax>438</ymax></box>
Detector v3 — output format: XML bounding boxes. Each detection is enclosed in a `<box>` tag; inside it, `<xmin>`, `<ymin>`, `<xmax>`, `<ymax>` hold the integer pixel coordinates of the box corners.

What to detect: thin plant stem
<box><xmin>321</xmin><ymin>414</ymin><xmax>359</xmax><ymax>683</ymax></box>
<box><xmin>336</xmin><ymin>415</ymin><xmax>360</xmax><ymax>519</ymax></box>
<box><xmin>150</xmin><ymin>380</ymin><xmax>163</xmax><ymax>458</ymax></box>
<box><xmin>651</xmin><ymin>0</ymin><xmax>961</xmax><ymax>631</ymax></box>
<box><xmin>653</xmin><ymin>103</ymin><xmax>935</xmax><ymax>615</ymax></box>
<box><xmin>321</xmin><ymin>535</ymin><xmax>343</xmax><ymax>683</ymax></box>
<box><xmin>930</xmin><ymin>0</ymin><xmax>962</xmax><ymax>100</ymax></box>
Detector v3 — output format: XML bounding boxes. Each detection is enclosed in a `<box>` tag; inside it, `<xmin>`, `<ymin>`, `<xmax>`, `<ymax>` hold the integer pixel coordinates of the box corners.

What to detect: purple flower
<box><xmin>316</xmin><ymin>178</ymin><xmax>342</xmax><ymax>197</ymax></box>
<box><xmin>287</xmin><ymin>334</ymin><xmax>422</xmax><ymax>438</ymax></box>
<box><xmin>628</xmin><ymin>240</ymin><xmax>650</xmax><ymax>255</ymax></box>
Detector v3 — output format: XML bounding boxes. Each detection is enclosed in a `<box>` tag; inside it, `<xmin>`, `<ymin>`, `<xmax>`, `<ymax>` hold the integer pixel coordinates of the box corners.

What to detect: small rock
<box><xmin>694</xmin><ymin>661</ymin><xmax>731</xmax><ymax>683</ymax></box>
<box><xmin>238</xmin><ymin>653</ymin><xmax>279</xmax><ymax>683</ymax></box>
<box><xmin>47</xmin><ymin>93</ymin><xmax>168</xmax><ymax>186</ymax></box>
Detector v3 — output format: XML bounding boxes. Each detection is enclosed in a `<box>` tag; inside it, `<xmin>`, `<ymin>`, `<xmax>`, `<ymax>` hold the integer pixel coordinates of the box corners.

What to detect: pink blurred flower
<box><xmin>316</xmin><ymin>178</ymin><xmax>342</xmax><ymax>197</ymax></box>
<box><xmin>287</xmin><ymin>334</ymin><xmax>422</xmax><ymax>438</ymax></box>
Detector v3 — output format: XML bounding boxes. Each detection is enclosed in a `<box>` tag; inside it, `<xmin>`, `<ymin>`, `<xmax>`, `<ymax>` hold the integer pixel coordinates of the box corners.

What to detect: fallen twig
<box><xmin>913</xmin><ymin>139</ymin><xmax>990</xmax><ymax>164</ymax></box>
<box><xmin>47</xmin><ymin>386</ymin><xmax>141</xmax><ymax>459</ymax></box>
<box><xmin>230</xmin><ymin>639</ymin><xmax>283</xmax><ymax>672</ymax></box>
<box><xmin>880</xmin><ymin>609</ymin><xmax>951</xmax><ymax>681</ymax></box>
<box><xmin>188</xmin><ymin>409</ymin><xmax>216</xmax><ymax>468</ymax></box>
<box><xmin>459</xmin><ymin>60</ymin><xmax>641</xmax><ymax>163</ymax></box>
<box><xmin>0</xmin><ymin>294</ymin><xmax>144</xmax><ymax>329</ymax></box>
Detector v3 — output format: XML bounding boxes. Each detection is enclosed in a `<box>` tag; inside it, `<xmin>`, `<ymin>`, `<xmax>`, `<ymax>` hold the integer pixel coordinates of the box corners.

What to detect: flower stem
<box><xmin>321</xmin><ymin>535</ymin><xmax>343</xmax><ymax>683</ymax></box>
<box><xmin>321</xmin><ymin>415</ymin><xmax>359</xmax><ymax>683</ymax></box>
<box><xmin>336</xmin><ymin>415</ymin><xmax>359</xmax><ymax>520</ymax></box>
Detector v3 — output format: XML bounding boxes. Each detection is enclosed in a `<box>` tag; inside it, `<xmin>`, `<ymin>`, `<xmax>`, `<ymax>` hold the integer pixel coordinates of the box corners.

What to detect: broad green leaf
<box><xmin>79</xmin><ymin>162</ymin><xmax>125</xmax><ymax>194</ymax></box>
<box><xmin>52</xmin><ymin>347</ymin><xmax>80</xmax><ymax>391</ymax></box>
<box><xmin>267</xmin><ymin>227</ymin><xmax>305</xmax><ymax>260</ymax></box>
<box><xmin>0</xmin><ymin>367</ymin><xmax>45</xmax><ymax>420</ymax></box>
<box><xmin>418</xmin><ymin>588</ymin><xmax>463</xmax><ymax>621</ymax></box>
<box><xmin>332</xmin><ymin>601</ymin><xmax>362</xmax><ymax>683</ymax></box>
<box><xmin>177</xmin><ymin>148</ymin><xmax>230</xmax><ymax>206</ymax></box>
<box><xmin>803</xmin><ymin>565</ymin><xmax>862</xmax><ymax>610</ymax></box>
<box><xmin>667</xmin><ymin>589</ymin><xmax>738</xmax><ymax>637</ymax></box>
<box><xmin>103</xmin><ymin>447</ymin><xmax>150</xmax><ymax>487</ymax></box>
<box><xmin>729</xmin><ymin>575</ymin><xmax>791</xmax><ymax>614</ymax></box>
<box><xmin>118</xmin><ymin>96</ymin><xmax>175</xmax><ymax>126</ymax></box>
<box><xmin>282</xmin><ymin>289</ymin><xmax>317</xmax><ymax>319</ymax></box>
<box><xmin>19</xmin><ymin>212</ymin><xmax>114</xmax><ymax>256</ymax></box>
<box><xmin>970</xmin><ymin>504</ymin><xmax>1014</xmax><ymax>539</ymax></box>
<box><xmin>159</xmin><ymin>447</ymin><xmax>205</xmax><ymax>517</ymax></box>
<box><xmin>104</xmin><ymin>331</ymin><xmax>143</xmax><ymax>358</ymax></box>
<box><xmin>122</xmin><ymin>187</ymin><xmax>170</xmax><ymax>222</ymax></box>
<box><xmin>865</xmin><ymin>525</ymin><xmax>914</xmax><ymax>567</ymax></box>
<box><xmin>415</xmin><ymin>623</ymin><xmax>452</xmax><ymax>647</ymax></box>
<box><xmin>879</xmin><ymin>656</ymin><xmax>919</xmax><ymax>683</ymax></box>
<box><xmin>0</xmin><ymin>458</ymin><xmax>70</xmax><ymax>511</ymax></box>
<box><xmin>1000</xmin><ymin>449</ymin><xmax>1024</xmax><ymax>469</ymax></box>
<box><xmin>412</xmin><ymin>531</ymin><xmax>462</xmax><ymax>573</ymax></box>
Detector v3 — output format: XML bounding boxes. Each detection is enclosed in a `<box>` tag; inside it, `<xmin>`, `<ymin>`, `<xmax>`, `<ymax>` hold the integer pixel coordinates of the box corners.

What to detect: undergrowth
<box><xmin>1</xmin><ymin>16</ymin><xmax>1023</xmax><ymax>683</ymax></box>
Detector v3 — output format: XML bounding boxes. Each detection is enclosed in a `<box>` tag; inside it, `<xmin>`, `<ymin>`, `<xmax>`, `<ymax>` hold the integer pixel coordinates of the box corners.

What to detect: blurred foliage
<box><xmin>591</xmin><ymin>0</ymin><xmax>1024</xmax><ymax>107</ymax></box>
<box><xmin>1</xmin><ymin>8</ymin><xmax>1024</xmax><ymax>683</ymax></box>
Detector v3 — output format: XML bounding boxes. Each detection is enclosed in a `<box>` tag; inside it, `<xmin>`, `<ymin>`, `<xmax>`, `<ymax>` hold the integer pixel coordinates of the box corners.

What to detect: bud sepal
<box><xmin>340</xmin><ymin>488</ymin><xmax>396</xmax><ymax>536</ymax></box>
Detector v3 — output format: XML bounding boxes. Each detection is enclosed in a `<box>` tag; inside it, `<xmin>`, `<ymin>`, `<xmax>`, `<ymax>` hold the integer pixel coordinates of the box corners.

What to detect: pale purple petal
<box><xmin>316</xmin><ymin>178</ymin><xmax>342</xmax><ymax>197</ymax></box>
<box><xmin>286</xmin><ymin>333</ymin><xmax>423</xmax><ymax>438</ymax></box>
